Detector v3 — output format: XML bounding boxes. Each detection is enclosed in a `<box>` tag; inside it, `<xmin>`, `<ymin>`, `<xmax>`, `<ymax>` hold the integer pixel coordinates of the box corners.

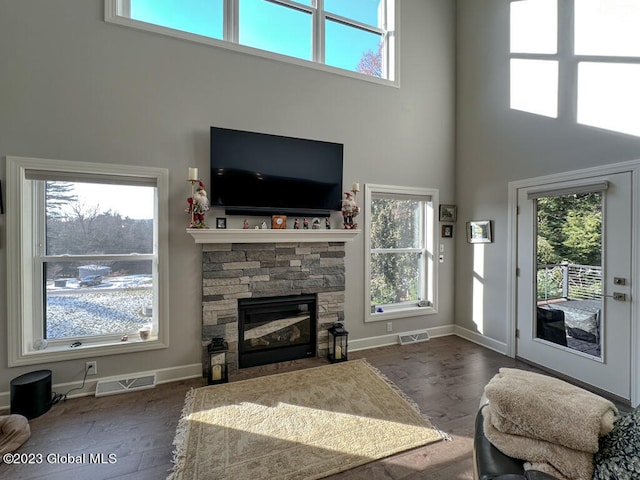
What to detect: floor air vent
<box><xmin>398</xmin><ymin>330</ymin><xmax>430</xmax><ymax>345</ymax></box>
<box><xmin>95</xmin><ymin>373</ymin><xmax>156</xmax><ymax>397</ymax></box>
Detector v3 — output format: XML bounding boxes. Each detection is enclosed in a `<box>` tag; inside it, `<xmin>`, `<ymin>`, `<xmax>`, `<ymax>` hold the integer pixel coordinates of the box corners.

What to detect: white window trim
<box><xmin>6</xmin><ymin>156</ymin><xmax>170</xmax><ymax>366</ymax></box>
<box><xmin>104</xmin><ymin>0</ymin><xmax>399</xmax><ymax>87</ymax></box>
<box><xmin>364</xmin><ymin>183</ymin><xmax>438</xmax><ymax>322</ymax></box>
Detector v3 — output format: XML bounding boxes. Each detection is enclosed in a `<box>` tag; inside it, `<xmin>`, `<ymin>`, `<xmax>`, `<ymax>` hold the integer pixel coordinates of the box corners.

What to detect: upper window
<box><xmin>509</xmin><ymin>0</ymin><xmax>558</xmax><ymax>118</ymax></box>
<box><xmin>510</xmin><ymin>0</ymin><xmax>640</xmax><ymax>137</ymax></box>
<box><xmin>6</xmin><ymin>156</ymin><xmax>170</xmax><ymax>366</ymax></box>
<box><xmin>364</xmin><ymin>184</ymin><xmax>438</xmax><ymax>322</ymax></box>
<box><xmin>574</xmin><ymin>0</ymin><xmax>640</xmax><ymax>137</ymax></box>
<box><xmin>107</xmin><ymin>0</ymin><xmax>396</xmax><ymax>82</ymax></box>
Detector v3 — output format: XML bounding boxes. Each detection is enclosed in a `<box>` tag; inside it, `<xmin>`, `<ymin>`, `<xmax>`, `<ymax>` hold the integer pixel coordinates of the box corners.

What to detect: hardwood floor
<box><xmin>0</xmin><ymin>336</ymin><xmax>596</xmax><ymax>479</ymax></box>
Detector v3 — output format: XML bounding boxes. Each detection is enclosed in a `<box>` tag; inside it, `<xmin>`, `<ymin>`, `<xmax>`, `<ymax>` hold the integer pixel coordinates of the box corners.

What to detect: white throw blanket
<box><xmin>483</xmin><ymin>368</ymin><xmax>618</xmax><ymax>480</ymax></box>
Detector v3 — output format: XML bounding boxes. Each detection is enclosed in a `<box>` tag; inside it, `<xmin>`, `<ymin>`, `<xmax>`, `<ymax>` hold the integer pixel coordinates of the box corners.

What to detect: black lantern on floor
<box><xmin>328</xmin><ymin>323</ymin><xmax>348</xmax><ymax>363</ymax></box>
<box><xmin>208</xmin><ymin>338</ymin><xmax>229</xmax><ymax>385</ymax></box>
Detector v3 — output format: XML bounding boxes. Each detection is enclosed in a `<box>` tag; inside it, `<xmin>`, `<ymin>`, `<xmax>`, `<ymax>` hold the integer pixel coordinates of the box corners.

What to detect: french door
<box><xmin>516</xmin><ymin>171</ymin><xmax>632</xmax><ymax>400</ymax></box>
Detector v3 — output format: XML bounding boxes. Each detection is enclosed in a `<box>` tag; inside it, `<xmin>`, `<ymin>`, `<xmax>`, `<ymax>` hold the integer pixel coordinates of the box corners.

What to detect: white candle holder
<box><xmin>187</xmin><ymin>178</ymin><xmax>198</xmax><ymax>227</ymax></box>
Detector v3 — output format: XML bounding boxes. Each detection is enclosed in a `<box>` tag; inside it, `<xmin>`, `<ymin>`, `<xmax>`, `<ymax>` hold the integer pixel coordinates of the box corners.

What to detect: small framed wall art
<box><xmin>442</xmin><ymin>225</ymin><xmax>453</xmax><ymax>238</ymax></box>
<box><xmin>439</xmin><ymin>204</ymin><xmax>457</xmax><ymax>222</ymax></box>
<box><xmin>216</xmin><ymin>217</ymin><xmax>227</xmax><ymax>229</ymax></box>
<box><xmin>467</xmin><ymin>220</ymin><xmax>492</xmax><ymax>243</ymax></box>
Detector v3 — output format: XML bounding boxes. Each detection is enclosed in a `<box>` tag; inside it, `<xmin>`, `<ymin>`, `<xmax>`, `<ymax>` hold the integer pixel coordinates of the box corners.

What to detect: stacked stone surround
<box><xmin>201</xmin><ymin>241</ymin><xmax>346</xmax><ymax>373</ymax></box>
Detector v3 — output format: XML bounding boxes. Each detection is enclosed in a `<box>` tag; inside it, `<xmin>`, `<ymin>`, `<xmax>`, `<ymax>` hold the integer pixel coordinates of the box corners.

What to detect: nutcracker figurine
<box><xmin>187</xmin><ymin>179</ymin><xmax>210</xmax><ymax>228</ymax></box>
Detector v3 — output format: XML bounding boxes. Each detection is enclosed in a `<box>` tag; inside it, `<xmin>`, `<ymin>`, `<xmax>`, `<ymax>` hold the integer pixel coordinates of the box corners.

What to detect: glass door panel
<box><xmin>535</xmin><ymin>192</ymin><xmax>602</xmax><ymax>359</ymax></box>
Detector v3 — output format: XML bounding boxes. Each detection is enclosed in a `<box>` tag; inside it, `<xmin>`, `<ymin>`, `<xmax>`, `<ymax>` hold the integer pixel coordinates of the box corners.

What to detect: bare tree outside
<box><xmin>356</xmin><ymin>43</ymin><xmax>383</xmax><ymax>78</ymax></box>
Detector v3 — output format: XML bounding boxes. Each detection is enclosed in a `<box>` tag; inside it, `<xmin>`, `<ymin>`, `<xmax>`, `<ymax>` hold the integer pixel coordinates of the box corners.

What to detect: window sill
<box><xmin>10</xmin><ymin>337</ymin><xmax>167</xmax><ymax>367</ymax></box>
<box><xmin>366</xmin><ymin>305</ymin><xmax>437</xmax><ymax>322</ymax></box>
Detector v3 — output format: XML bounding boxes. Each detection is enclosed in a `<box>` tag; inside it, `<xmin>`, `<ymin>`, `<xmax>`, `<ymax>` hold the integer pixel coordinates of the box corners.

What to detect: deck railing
<box><xmin>537</xmin><ymin>262</ymin><xmax>602</xmax><ymax>301</ymax></box>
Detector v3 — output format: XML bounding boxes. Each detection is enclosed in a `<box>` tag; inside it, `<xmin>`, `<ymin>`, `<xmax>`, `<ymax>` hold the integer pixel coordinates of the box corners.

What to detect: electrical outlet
<box><xmin>386</xmin><ymin>322</ymin><xmax>393</xmax><ymax>333</ymax></box>
<box><xmin>85</xmin><ymin>361</ymin><xmax>97</xmax><ymax>376</ymax></box>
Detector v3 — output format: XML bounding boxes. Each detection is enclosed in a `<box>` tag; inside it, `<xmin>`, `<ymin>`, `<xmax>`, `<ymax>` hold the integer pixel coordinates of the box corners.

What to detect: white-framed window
<box><xmin>364</xmin><ymin>184</ymin><xmax>438</xmax><ymax>322</ymax></box>
<box><xmin>510</xmin><ymin>0</ymin><xmax>640</xmax><ymax>137</ymax></box>
<box><xmin>574</xmin><ymin>0</ymin><xmax>640</xmax><ymax>137</ymax></box>
<box><xmin>509</xmin><ymin>0</ymin><xmax>558</xmax><ymax>118</ymax></box>
<box><xmin>105</xmin><ymin>0</ymin><xmax>397</xmax><ymax>83</ymax></box>
<box><xmin>6</xmin><ymin>156</ymin><xmax>170</xmax><ymax>366</ymax></box>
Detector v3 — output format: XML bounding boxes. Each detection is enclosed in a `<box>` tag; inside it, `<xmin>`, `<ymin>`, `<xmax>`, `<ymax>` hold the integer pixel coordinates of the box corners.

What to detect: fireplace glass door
<box><xmin>238</xmin><ymin>294</ymin><xmax>316</xmax><ymax>368</ymax></box>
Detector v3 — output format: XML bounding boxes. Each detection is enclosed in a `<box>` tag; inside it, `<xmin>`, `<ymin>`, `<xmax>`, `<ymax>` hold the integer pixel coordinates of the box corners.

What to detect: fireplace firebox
<box><xmin>238</xmin><ymin>294</ymin><xmax>317</xmax><ymax>368</ymax></box>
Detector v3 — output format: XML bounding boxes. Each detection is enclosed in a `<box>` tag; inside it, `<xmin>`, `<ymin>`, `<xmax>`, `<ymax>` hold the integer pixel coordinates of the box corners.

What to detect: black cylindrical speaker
<box><xmin>10</xmin><ymin>370</ymin><xmax>52</xmax><ymax>419</ymax></box>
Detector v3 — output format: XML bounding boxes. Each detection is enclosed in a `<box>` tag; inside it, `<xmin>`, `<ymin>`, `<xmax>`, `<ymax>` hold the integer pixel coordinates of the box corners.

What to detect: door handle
<box><xmin>605</xmin><ymin>292</ymin><xmax>627</xmax><ymax>301</ymax></box>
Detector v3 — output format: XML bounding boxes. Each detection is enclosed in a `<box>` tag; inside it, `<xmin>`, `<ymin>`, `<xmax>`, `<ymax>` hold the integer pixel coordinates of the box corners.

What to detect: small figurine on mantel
<box><xmin>261</xmin><ymin>221</ymin><xmax>268</xmax><ymax>229</ymax></box>
<box><xmin>243</xmin><ymin>219</ymin><xmax>249</xmax><ymax>229</ymax></box>
<box><xmin>294</xmin><ymin>218</ymin><xmax>300</xmax><ymax>229</ymax></box>
<box><xmin>187</xmin><ymin>180</ymin><xmax>210</xmax><ymax>228</ymax></box>
<box><xmin>342</xmin><ymin>191</ymin><xmax>359</xmax><ymax>230</ymax></box>
<box><xmin>303</xmin><ymin>218</ymin><xmax>309</xmax><ymax>229</ymax></box>
<box><xmin>325</xmin><ymin>218</ymin><xmax>331</xmax><ymax>229</ymax></box>
<box><xmin>312</xmin><ymin>218</ymin><xmax>321</xmax><ymax>229</ymax></box>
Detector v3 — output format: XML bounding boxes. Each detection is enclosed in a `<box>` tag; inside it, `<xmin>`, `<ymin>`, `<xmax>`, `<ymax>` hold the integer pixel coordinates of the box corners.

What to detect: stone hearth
<box><xmin>201</xmin><ymin>241</ymin><xmax>346</xmax><ymax>374</ymax></box>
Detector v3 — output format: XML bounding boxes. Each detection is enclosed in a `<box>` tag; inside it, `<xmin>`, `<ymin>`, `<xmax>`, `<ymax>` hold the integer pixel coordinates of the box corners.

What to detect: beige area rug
<box><xmin>168</xmin><ymin>359</ymin><xmax>445</xmax><ymax>480</ymax></box>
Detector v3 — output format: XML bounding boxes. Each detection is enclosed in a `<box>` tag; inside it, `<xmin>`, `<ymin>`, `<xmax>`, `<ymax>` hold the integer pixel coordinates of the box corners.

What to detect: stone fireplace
<box><xmin>200</xmin><ymin>240</ymin><xmax>347</xmax><ymax>376</ymax></box>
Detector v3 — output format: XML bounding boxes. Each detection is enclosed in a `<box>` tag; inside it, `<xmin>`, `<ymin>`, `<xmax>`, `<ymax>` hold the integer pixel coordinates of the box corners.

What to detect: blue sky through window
<box><xmin>324</xmin><ymin>0</ymin><xmax>382</xmax><ymax>28</ymax></box>
<box><xmin>129</xmin><ymin>0</ymin><xmax>385</xmax><ymax>76</ymax></box>
<box><xmin>131</xmin><ymin>0</ymin><xmax>223</xmax><ymax>39</ymax></box>
<box><xmin>239</xmin><ymin>0</ymin><xmax>312</xmax><ymax>61</ymax></box>
<box><xmin>325</xmin><ymin>19</ymin><xmax>381</xmax><ymax>74</ymax></box>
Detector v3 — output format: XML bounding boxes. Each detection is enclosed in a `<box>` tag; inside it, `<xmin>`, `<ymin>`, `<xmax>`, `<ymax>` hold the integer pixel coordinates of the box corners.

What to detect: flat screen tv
<box><xmin>210</xmin><ymin>127</ymin><xmax>344</xmax><ymax>217</ymax></box>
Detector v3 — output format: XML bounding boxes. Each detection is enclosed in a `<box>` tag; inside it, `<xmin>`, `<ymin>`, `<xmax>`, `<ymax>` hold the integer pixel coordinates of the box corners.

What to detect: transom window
<box><xmin>510</xmin><ymin>0</ymin><xmax>640</xmax><ymax>137</ymax></box>
<box><xmin>6</xmin><ymin>156</ymin><xmax>170</xmax><ymax>366</ymax></box>
<box><xmin>364</xmin><ymin>184</ymin><xmax>437</xmax><ymax>322</ymax></box>
<box><xmin>106</xmin><ymin>0</ymin><xmax>396</xmax><ymax>82</ymax></box>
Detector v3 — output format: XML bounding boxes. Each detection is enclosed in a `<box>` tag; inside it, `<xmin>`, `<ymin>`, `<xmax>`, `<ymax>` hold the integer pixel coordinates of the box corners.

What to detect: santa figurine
<box><xmin>187</xmin><ymin>180</ymin><xmax>210</xmax><ymax>228</ymax></box>
<box><xmin>341</xmin><ymin>192</ymin><xmax>359</xmax><ymax>229</ymax></box>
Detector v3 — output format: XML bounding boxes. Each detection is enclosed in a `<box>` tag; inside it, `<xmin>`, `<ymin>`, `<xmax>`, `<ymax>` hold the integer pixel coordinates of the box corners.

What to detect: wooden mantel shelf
<box><xmin>187</xmin><ymin>228</ymin><xmax>361</xmax><ymax>244</ymax></box>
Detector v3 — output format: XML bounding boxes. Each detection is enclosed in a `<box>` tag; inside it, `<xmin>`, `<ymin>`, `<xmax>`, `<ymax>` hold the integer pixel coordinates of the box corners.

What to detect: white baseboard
<box><xmin>0</xmin><ymin>363</ymin><xmax>203</xmax><ymax>412</ymax></box>
<box><xmin>348</xmin><ymin>333</ymin><xmax>398</xmax><ymax>351</ymax></box>
<box><xmin>349</xmin><ymin>324</ymin><xmax>508</xmax><ymax>357</ymax></box>
<box><xmin>349</xmin><ymin>324</ymin><xmax>456</xmax><ymax>352</ymax></box>
<box><xmin>0</xmin><ymin>327</ymin><xmax>508</xmax><ymax>412</ymax></box>
<box><xmin>427</xmin><ymin>324</ymin><xmax>457</xmax><ymax>338</ymax></box>
<box><xmin>453</xmin><ymin>325</ymin><xmax>508</xmax><ymax>355</ymax></box>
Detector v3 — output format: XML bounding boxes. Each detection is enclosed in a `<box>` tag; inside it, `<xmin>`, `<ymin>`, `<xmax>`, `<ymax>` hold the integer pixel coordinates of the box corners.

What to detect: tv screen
<box><xmin>210</xmin><ymin>127</ymin><xmax>344</xmax><ymax>216</ymax></box>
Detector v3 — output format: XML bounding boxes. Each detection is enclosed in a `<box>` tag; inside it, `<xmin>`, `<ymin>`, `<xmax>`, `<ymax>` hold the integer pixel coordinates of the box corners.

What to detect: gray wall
<box><xmin>455</xmin><ymin>0</ymin><xmax>640</xmax><ymax>344</ymax></box>
<box><xmin>0</xmin><ymin>1</ymin><xmax>455</xmax><ymax>391</ymax></box>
